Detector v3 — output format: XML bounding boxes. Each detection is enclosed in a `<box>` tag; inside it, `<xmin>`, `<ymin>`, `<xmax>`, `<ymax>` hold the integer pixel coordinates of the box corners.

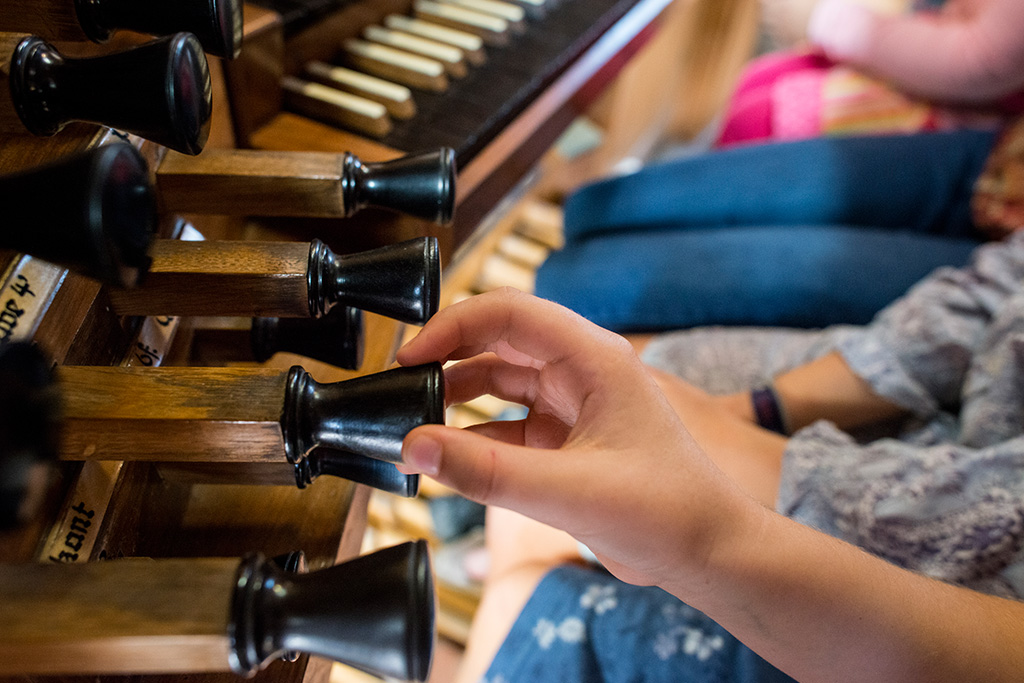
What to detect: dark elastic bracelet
<box><xmin>751</xmin><ymin>385</ymin><xmax>788</xmax><ymax>435</ymax></box>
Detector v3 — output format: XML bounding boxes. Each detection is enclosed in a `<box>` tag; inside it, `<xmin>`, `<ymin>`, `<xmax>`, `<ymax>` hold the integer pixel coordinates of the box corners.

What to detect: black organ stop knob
<box><xmin>189</xmin><ymin>307</ymin><xmax>365</xmax><ymax>372</ymax></box>
<box><xmin>5</xmin><ymin>32</ymin><xmax>212</xmax><ymax>155</ymax></box>
<box><xmin>308</xmin><ymin>236</ymin><xmax>440</xmax><ymax>322</ymax></box>
<box><xmin>57</xmin><ymin>362</ymin><xmax>446</xmax><ymax>469</ymax></box>
<box><xmin>295</xmin><ymin>447</ymin><xmax>421</xmax><ymax>497</ymax></box>
<box><xmin>232</xmin><ymin>541</ymin><xmax>436</xmax><ymax>680</ymax></box>
<box><xmin>0</xmin><ymin>541</ymin><xmax>436</xmax><ymax>681</ymax></box>
<box><xmin>0</xmin><ymin>0</ymin><xmax>243</xmax><ymax>58</ymax></box>
<box><xmin>345</xmin><ymin>147</ymin><xmax>456</xmax><ymax>224</ymax></box>
<box><xmin>155</xmin><ymin>147</ymin><xmax>457</xmax><ymax>224</ymax></box>
<box><xmin>0</xmin><ymin>141</ymin><xmax>156</xmax><ymax>287</ymax></box>
<box><xmin>283</xmin><ymin>362</ymin><xmax>446</xmax><ymax>465</ymax></box>
<box><xmin>251</xmin><ymin>305</ymin><xmax>365</xmax><ymax>370</ymax></box>
<box><xmin>106</xmin><ymin>236</ymin><xmax>441</xmax><ymax>325</ymax></box>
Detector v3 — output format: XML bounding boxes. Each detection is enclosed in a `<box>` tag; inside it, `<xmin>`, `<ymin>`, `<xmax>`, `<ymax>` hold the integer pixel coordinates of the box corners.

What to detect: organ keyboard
<box><xmin>226</xmin><ymin>0</ymin><xmax>674</xmax><ymax>249</ymax></box>
<box><xmin>0</xmin><ymin>0</ymin><xmax>676</xmax><ymax>679</ymax></box>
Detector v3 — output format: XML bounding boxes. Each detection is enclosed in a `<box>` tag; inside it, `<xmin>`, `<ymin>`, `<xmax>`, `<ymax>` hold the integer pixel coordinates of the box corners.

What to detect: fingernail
<box><xmin>403</xmin><ymin>434</ymin><xmax>441</xmax><ymax>476</ymax></box>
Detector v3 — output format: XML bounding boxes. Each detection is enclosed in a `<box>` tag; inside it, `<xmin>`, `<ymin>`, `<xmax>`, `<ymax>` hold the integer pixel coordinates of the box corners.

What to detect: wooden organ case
<box><xmin>0</xmin><ymin>0</ymin><xmax>673</xmax><ymax>680</ymax></box>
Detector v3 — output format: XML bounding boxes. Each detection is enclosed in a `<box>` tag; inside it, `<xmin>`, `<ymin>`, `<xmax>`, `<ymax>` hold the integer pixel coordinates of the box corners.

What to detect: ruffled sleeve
<box><xmin>778</xmin><ymin>420</ymin><xmax>1024</xmax><ymax>598</ymax></box>
<box><xmin>833</xmin><ymin>233</ymin><xmax>1024</xmax><ymax>417</ymax></box>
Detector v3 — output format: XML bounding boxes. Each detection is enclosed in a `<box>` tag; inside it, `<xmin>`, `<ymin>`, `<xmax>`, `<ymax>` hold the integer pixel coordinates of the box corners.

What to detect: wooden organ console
<box><xmin>225</xmin><ymin>0</ymin><xmax>675</xmax><ymax>251</ymax></box>
<box><xmin>0</xmin><ymin>0</ymin><xmax>674</xmax><ymax>679</ymax></box>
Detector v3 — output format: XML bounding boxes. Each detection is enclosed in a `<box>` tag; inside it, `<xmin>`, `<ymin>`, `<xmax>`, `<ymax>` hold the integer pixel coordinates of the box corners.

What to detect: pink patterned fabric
<box><xmin>772</xmin><ymin>66</ymin><xmax>826</xmax><ymax>140</ymax></box>
<box><xmin>717</xmin><ymin>52</ymin><xmax>832</xmax><ymax>146</ymax></box>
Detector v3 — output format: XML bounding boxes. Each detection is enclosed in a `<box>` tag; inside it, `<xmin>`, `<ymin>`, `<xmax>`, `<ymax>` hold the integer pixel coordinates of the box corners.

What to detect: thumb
<box><xmin>401</xmin><ymin>424</ymin><xmax>533</xmax><ymax>508</ymax></box>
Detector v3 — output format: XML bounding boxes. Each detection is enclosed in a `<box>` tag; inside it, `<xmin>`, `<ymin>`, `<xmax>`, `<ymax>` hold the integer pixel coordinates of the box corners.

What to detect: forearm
<box><xmin>772</xmin><ymin>350</ymin><xmax>908</xmax><ymax>431</ymax></box>
<box><xmin>667</xmin><ymin>502</ymin><xmax>1024</xmax><ymax>683</ymax></box>
<box><xmin>809</xmin><ymin>0</ymin><xmax>1024</xmax><ymax>103</ymax></box>
<box><xmin>714</xmin><ymin>351</ymin><xmax>908</xmax><ymax>433</ymax></box>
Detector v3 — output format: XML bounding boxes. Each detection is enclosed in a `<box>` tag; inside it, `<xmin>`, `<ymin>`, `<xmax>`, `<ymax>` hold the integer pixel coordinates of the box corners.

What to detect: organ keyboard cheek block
<box><xmin>155</xmin><ymin>146</ymin><xmax>456</xmax><ymax>224</ymax></box>
<box><xmin>56</xmin><ymin>361</ymin><xmax>446</xmax><ymax>467</ymax></box>
<box><xmin>1</xmin><ymin>32</ymin><xmax>212</xmax><ymax>155</ymax></box>
<box><xmin>0</xmin><ymin>540</ymin><xmax>436</xmax><ymax>681</ymax></box>
<box><xmin>106</xmin><ymin>236</ymin><xmax>441</xmax><ymax>324</ymax></box>
<box><xmin>0</xmin><ymin>0</ymin><xmax>243</xmax><ymax>58</ymax></box>
<box><xmin>0</xmin><ymin>141</ymin><xmax>157</xmax><ymax>287</ymax></box>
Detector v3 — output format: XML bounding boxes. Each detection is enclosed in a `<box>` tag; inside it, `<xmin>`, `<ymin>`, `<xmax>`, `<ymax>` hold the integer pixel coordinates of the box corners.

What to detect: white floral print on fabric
<box><xmin>653</xmin><ymin>601</ymin><xmax>727</xmax><ymax>661</ymax></box>
<box><xmin>579</xmin><ymin>583</ymin><xmax>618</xmax><ymax>614</ymax></box>
<box><xmin>531</xmin><ymin>582</ymin><xmax>619</xmax><ymax>650</ymax></box>
<box><xmin>533</xmin><ymin>618</ymin><xmax>557</xmax><ymax>649</ymax></box>
<box><xmin>533</xmin><ymin>617</ymin><xmax>586</xmax><ymax>649</ymax></box>
<box><xmin>557</xmin><ymin>617</ymin><xmax>586</xmax><ymax>643</ymax></box>
<box><xmin>653</xmin><ymin>626</ymin><xmax>726</xmax><ymax>662</ymax></box>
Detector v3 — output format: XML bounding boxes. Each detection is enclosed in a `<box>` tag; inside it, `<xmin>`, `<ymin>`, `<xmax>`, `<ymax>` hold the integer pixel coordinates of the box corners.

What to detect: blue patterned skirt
<box><xmin>482</xmin><ymin>564</ymin><xmax>796</xmax><ymax>683</ymax></box>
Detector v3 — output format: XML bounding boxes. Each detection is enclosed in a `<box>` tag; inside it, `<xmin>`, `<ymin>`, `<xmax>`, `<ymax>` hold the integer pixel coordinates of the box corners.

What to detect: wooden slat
<box><xmin>157</xmin><ymin>149</ymin><xmax>351</xmax><ymax>217</ymax></box>
<box><xmin>107</xmin><ymin>241</ymin><xmax>311</xmax><ymax>318</ymax></box>
<box><xmin>0</xmin><ymin>558</ymin><xmax>237</xmax><ymax>675</ymax></box>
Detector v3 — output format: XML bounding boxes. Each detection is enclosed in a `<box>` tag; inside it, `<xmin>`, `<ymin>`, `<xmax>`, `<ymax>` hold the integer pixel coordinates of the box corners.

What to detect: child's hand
<box><xmin>396</xmin><ymin>288</ymin><xmax>750</xmax><ymax>588</ymax></box>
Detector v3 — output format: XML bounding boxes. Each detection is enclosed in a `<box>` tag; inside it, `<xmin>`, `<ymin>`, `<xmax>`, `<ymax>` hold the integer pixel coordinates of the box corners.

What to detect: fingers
<box><xmin>397</xmin><ymin>288</ymin><xmax>625</xmax><ymax>373</ymax></box>
<box><xmin>464</xmin><ymin>419</ymin><xmax>527</xmax><ymax>445</ymax></box>
<box><xmin>401</xmin><ymin>424</ymin><xmax>550</xmax><ymax>510</ymax></box>
<box><xmin>443</xmin><ymin>354</ymin><xmax>540</xmax><ymax>407</ymax></box>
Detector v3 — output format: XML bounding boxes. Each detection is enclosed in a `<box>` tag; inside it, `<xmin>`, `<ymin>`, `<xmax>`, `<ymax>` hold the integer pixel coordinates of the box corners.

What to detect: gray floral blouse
<box><xmin>642</xmin><ymin>230</ymin><xmax>1024</xmax><ymax>598</ymax></box>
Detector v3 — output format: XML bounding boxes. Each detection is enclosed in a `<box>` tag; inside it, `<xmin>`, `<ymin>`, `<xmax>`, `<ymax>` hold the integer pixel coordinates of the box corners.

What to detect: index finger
<box><xmin>396</xmin><ymin>288</ymin><xmax>625</xmax><ymax>371</ymax></box>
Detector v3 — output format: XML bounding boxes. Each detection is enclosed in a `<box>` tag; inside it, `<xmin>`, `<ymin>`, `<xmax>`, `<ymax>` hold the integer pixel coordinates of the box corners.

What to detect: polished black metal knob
<box><xmin>308</xmin><ymin>236</ymin><xmax>440</xmax><ymax>325</ymax></box>
<box><xmin>230</xmin><ymin>540</ymin><xmax>436</xmax><ymax>681</ymax></box>
<box><xmin>282</xmin><ymin>362</ymin><xmax>445</xmax><ymax>465</ymax></box>
<box><xmin>0</xmin><ymin>142</ymin><xmax>156</xmax><ymax>287</ymax></box>
<box><xmin>343</xmin><ymin>147</ymin><xmax>456</xmax><ymax>225</ymax></box>
<box><xmin>295</xmin><ymin>449</ymin><xmax>420</xmax><ymax>497</ymax></box>
<box><xmin>0</xmin><ymin>342</ymin><xmax>60</xmax><ymax>530</ymax></box>
<box><xmin>251</xmin><ymin>305</ymin><xmax>364</xmax><ymax>370</ymax></box>
<box><xmin>8</xmin><ymin>33</ymin><xmax>212</xmax><ymax>155</ymax></box>
<box><xmin>75</xmin><ymin>0</ymin><xmax>243</xmax><ymax>58</ymax></box>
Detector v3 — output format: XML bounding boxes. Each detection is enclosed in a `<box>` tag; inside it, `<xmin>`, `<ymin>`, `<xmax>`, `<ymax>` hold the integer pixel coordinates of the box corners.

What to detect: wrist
<box><xmin>660</xmin><ymin>485</ymin><xmax>771</xmax><ymax>604</ymax></box>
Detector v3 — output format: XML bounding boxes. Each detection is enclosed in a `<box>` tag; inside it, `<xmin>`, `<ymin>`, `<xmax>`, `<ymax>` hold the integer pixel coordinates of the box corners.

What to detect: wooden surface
<box><xmin>451</xmin><ymin>0</ymin><xmax>674</xmax><ymax>250</ymax></box>
<box><xmin>0</xmin><ymin>558</ymin><xmax>238</xmax><ymax>675</ymax></box>
<box><xmin>156</xmin><ymin>149</ymin><xmax>352</xmax><ymax>217</ymax></box>
<box><xmin>0</xmin><ymin>0</ymin><xmax>89</xmax><ymax>42</ymax></box>
<box><xmin>107</xmin><ymin>241</ymin><xmax>312</xmax><ymax>318</ymax></box>
<box><xmin>59</xmin><ymin>366</ymin><xmax>287</xmax><ymax>421</ymax></box>
<box><xmin>283</xmin><ymin>76</ymin><xmax>395</xmax><ymax>139</ymax></box>
<box><xmin>0</xmin><ymin>32</ymin><xmax>31</xmax><ymax>135</ymax></box>
<box><xmin>0</xmin><ymin>30</ymin><xmax>397</xmax><ymax>683</ymax></box>
<box><xmin>58</xmin><ymin>366</ymin><xmax>291</xmax><ymax>463</ymax></box>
